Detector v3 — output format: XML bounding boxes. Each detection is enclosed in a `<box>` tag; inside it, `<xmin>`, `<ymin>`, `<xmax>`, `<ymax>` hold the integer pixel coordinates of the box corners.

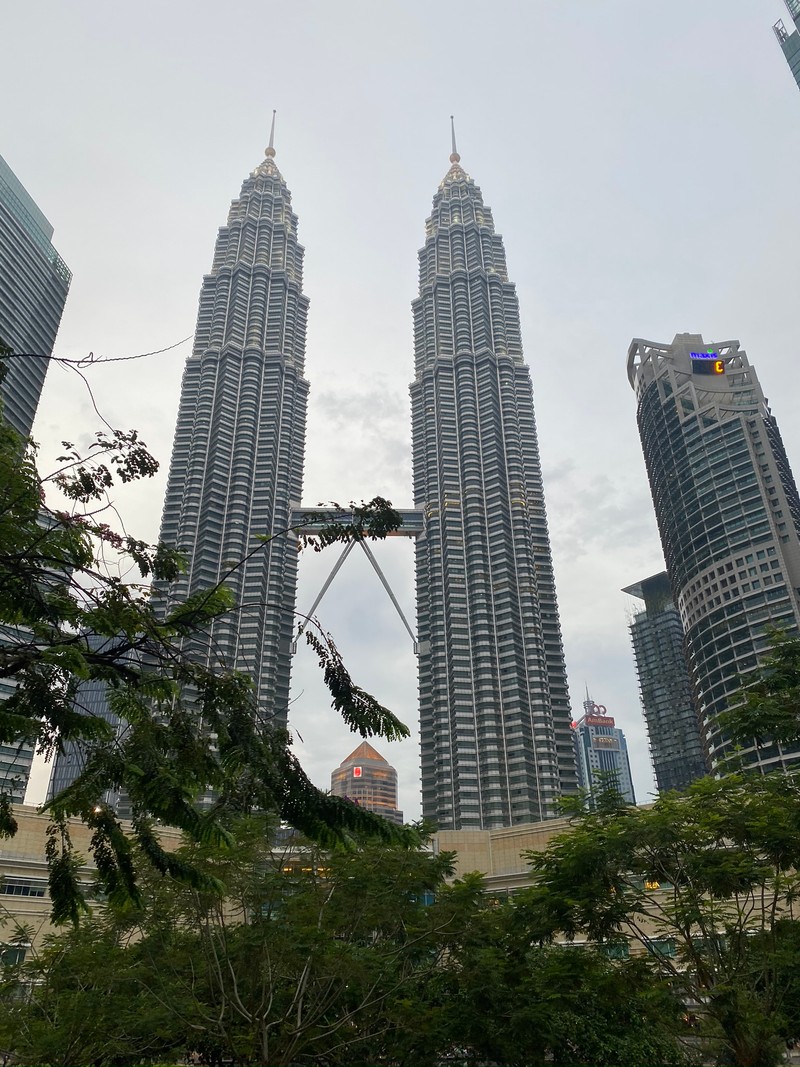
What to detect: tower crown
<box><xmin>253</xmin><ymin>110</ymin><xmax>282</xmax><ymax>179</ymax></box>
<box><xmin>340</xmin><ymin>741</ymin><xmax>388</xmax><ymax>766</ymax></box>
<box><xmin>441</xmin><ymin>114</ymin><xmax>469</xmax><ymax>185</ymax></box>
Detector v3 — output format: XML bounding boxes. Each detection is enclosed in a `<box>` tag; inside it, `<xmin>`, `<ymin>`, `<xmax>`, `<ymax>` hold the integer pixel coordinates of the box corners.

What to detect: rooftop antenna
<box><xmin>449</xmin><ymin>115</ymin><xmax>460</xmax><ymax>163</ymax></box>
<box><xmin>265</xmin><ymin>109</ymin><xmax>277</xmax><ymax>158</ymax></box>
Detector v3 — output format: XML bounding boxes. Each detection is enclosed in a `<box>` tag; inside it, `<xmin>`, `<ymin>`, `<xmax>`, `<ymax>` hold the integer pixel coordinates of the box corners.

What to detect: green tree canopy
<box><xmin>0</xmin><ymin>358</ymin><xmax>415</xmax><ymax>921</ymax></box>
<box><xmin>521</xmin><ymin>773</ymin><xmax>800</xmax><ymax>1066</ymax></box>
<box><xmin>720</xmin><ymin>628</ymin><xmax>800</xmax><ymax>755</ymax></box>
<box><xmin>0</xmin><ymin>817</ymin><xmax>691</xmax><ymax>1067</ymax></box>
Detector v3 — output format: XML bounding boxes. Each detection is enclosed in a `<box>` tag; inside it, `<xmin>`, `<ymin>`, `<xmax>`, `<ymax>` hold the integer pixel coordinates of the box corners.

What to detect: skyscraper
<box><xmin>0</xmin><ymin>153</ymin><xmax>71</xmax><ymax>804</ymax></box>
<box><xmin>623</xmin><ymin>571</ymin><xmax>708</xmax><ymax>793</ymax></box>
<box><xmin>330</xmin><ymin>741</ymin><xmax>404</xmax><ymax>825</ymax></box>
<box><xmin>412</xmin><ymin>127</ymin><xmax>576</xmax><ymax>830</ymax></box>
<box><xmin>0</xmin><ymin>152</ymin><xmax>71</xmax><ymax>439</ymax></box>
<box><xmin>628</xmin><ymin>334</ymin><xmax>800</xmax><ymax>774</ymax></box>
<box><xmin>773</xmin><ymin>0</ymin><xmax>800</xmax><ymax>91</ymax></box>
<box><xmin>158</xmin><ymin>120</ymin><xmax>309</xmax><ymax>726</ymax></box>
<box><xmin>46</xmin><ymin>635</ymin><xmax>132</xmax><ymax>816</ymax></box>
<box><xmin>572</xmin><ymin>698</ymin><xmax>636</xmax><ymax>806</ymax></box>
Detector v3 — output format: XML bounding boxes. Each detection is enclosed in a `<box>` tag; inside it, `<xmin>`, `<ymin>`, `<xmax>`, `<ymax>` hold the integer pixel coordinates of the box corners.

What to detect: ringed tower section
<box><xmin>158</xmin><ymin>115</ymin><xmax>310</xmax><ymax>725</ymax></box>
<box><xmin>411</xmin><ymin>123</ymin><xmax>577</xmax><ymax>829</ymax></box>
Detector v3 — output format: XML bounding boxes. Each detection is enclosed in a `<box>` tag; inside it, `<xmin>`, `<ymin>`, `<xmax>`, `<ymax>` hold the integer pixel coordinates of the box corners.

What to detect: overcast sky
<box><xmin>4</xmin><ymin>0</ymin><xmax>800</xmax><ymax>819</ymax></box>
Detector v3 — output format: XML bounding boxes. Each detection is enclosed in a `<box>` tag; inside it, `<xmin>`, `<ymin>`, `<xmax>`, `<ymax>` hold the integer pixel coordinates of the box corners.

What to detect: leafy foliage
<box><xmin>304</xmin><ymin>625</ymin><xmax>409</xmax><ymax>741</ymax></box>
<box><xmin>523</xmin><ymin>772</ymin><xmax>800</xmax><ymax>1067</ymax></box>
<box><xmin>720</xmin><ymin>628</ymin><xmax>800</xmax><ymax>753</ymax></box>
<box><xmin>53</xmin><ymin>429</ymin><xmax>160</xmax><ymax>500</ymax></box>
<box><xmin>0</xmin><ymin>377</ymin><xmax>414</xmax><ymax>921</ymax></box>
<box><xmin>0</xmin><ymin>819</ymin><xmax>692</xmax><ymax>1067</ymax></box>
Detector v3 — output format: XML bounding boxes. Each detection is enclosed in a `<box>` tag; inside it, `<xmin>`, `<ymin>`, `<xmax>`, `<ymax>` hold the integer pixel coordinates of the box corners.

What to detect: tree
<box><xmin>0</xmin><ymin>817</ymin><xmax>692</xmax><ymax>1067</ymax></box>
<box><xmin>0</xmin><ymin>819</ymin><xmax>462</xmax><ymax>1066</ymax></box>
<box><xmin>0</xmin><ymin>355</ymin><xmax>415</xmax><ymax>922</ymax></box>
<box><xmin>521</xmin><ymin>773</ymin><xmax>800</xmax><ymax>1066</ymax></box>
<box><xmin>734</xmin><ymin>918</ymin><xmax>800</xmax><ymax>1052</ymax></box>
<box><xmin>720</xmin><ymin>628</ymin><xmax>800</xmax><ymax>755</ymax></box>
<box><xmin>0</xmin><ymin>919</ymin><xmax>182</xmax><ymax>1067</ymax></box>
<box><xmin>389</xmin><ymin>870</ymin><xmax>689</xmax><ymax>1067</ymax></box>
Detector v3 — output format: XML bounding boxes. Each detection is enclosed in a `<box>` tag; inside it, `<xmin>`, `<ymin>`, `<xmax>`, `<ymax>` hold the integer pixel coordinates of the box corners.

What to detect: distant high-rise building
<box><xmin>773</xmin><ymin>1</ymin><xmax>800</xmax><ymax>92</ymax></box>
<box><xmin>572</xmin><ymin>699</ymin><xmax>635</xmax><ymax>806</ymax></box>
<box><xmin>157</xmin><ymin>120</ymin><xmax>308</xmax><ymax>727</ymax></box>
<box><xmin>0</xmin><ymin>152</ymin><xmax>71</xmax><ymax>438</ymax></box>
<box><xmin>330</xmin><ymin>741</ymin><xmax>404</xmax><ymax>825</ymax></box>
<box><xmin>46</xmin><ymin>635</ymin><xmax>131</xmax><ymax>817</ymax></box>
<box><xmin>628</xmin><ymin>334</ymin><xmax>800</xmax><ymax>774</ymax></box>
<box><xmin>623</xmin><ymin>571</ymin><xmax>708</xmax><ymax>792</ymax></box>
<box><xmin>411</xmin><ymin>126</ymin><xmax>577</xmax><ymax>831</ymax></box>
<box><xmin>0</xmin><ymin>730</ymin><xmax>32</xmax><ymax>806</ymax></box>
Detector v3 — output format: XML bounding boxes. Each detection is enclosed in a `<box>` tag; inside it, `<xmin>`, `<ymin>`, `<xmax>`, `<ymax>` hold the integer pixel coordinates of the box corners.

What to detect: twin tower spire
<box><xmin>260</xmin><ymin>111</ymin><xmax>461</xmax><ymax>167</ymax></box>
<box><xmin>265</xmin><ymin>109</ymin><xmax>276</xmax><ymax>158</ymax></box>
<box><xmin>157</xmin><ymin>117</ymin><xmax>576</xmax><ymax>831</ymax></box>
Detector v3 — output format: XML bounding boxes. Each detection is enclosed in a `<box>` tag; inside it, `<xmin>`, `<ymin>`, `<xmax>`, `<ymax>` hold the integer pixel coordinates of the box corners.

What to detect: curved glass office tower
<box><xmin>411</xmin><ymin>138</ymin><xmax>576</xmax><ymax>829</ymax></box>
<box><xmin>158</xmin><ymin>131</ymin><xmax>309</xmax><ymax>726</ymax></box>
<box><xmin>773</xmin><ymin>0</ymin><xmax>800</xmax><ymax>92</ymax></box>
<box><xmin>0</xmin><ymin>153</ymin><xmax>71</xmax><ymax>440</ymax></box>
<box><xmin>0</xmin><ymin>153</ymin><xmax>71</xmax><ymax>804</ymax></box>
<box><xmin>628</xmin><ymin>333</ymin><xmax>800</xmax><ymax>773</ymax></box>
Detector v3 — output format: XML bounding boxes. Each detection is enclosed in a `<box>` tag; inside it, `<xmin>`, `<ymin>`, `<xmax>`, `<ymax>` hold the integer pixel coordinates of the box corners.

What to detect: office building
<box><xmin>773</xmin><ymin>0</ymin><xmax>800</xmax><ymax>91</ymax></box>
<box><xmin>157</xmin><ymin>121</ymin><xmax>309</xmax><ymax>726</ymax></box>
<box><xmin>46</xmin><ymin>635</ymin><xmax>131</xmax><ymax>816</ymax></box>
<box><xmin>330</xmin><ymin>741</ymin><xmax>404</xmax><ymax>825</ymax></box>
<box><xmin>571</xmin><ymin>698</ymin><xmax>636</xmax><ymax>806</ymax></box>
<box><xmin>628</xmin><ymin>334</ymin><xmax>800</xmax><ymax>773</ymax></box>
<box><xmin>0</xmin><ymin>154</ymin><xmax>71</xmax><ymax>803</ymax></box>
<box><xmin>0</xmin><ymin>729</ymin><xmax>33</xmax><ymax>806</ymax></box>
<box><xmin>624</xmin><ymin>572</ymin><xmax>708</xmax><ymax>793</ymax></box>
<box><xmin>0</xmin><ymin>153</ymin><xmax>71</xmax><ymax>439</ymax></box>
<box><xmin>412</xmin><ymin>127</ymin><xmax>576</xmax><ymax>830</ymax></box>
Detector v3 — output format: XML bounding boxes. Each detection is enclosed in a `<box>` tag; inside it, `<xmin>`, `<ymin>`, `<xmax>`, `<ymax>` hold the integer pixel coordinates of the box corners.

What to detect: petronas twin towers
<box><xmin>160</xmin><ymin>135</ymin><xmax>307</xmax><ymax>727</ymax></box>
<box><xmin>159</xmin><ymin>123</ymin><xmax>577</xmax><ymax>829</ymax></box>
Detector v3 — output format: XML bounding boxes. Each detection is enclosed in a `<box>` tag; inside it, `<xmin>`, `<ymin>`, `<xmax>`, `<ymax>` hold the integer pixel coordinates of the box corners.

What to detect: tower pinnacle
<box><xmin>449</xmin><ymin>115</ymin><xmax>460</xmax><ymax>163</ymax></box>
<box><xmin>265</xmin><ymin>109</ymin><xmax>277</xmax><ymax>158</ymax></box>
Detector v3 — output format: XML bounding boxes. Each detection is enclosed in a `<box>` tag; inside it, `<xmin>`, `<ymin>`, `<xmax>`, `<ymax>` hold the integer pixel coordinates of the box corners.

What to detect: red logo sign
<box><xmin>353</xmin><ymin>766</ymin><xmax>362</xmax><ymax>778</ymax></box>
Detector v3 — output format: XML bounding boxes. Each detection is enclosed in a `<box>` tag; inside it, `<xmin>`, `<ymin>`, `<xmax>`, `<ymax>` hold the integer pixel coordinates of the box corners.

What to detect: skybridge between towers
<box><xmin>289</xmin><ymin>506</ymin><xmax>425</xmax><ymax>655</ymax></box>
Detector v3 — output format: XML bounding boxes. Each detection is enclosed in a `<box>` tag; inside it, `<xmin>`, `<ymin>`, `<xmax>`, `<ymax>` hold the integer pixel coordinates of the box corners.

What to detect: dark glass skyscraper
<box><xmin>0</xmin><ymin>152</ymin><xmax>71</xmax><ymax>439</ymax></box>
<box><xmin>46</xmin><ymin>635</ymin><xmax>131</xmax><ymax>816</ymax></box>
<box><xmin>158</xmin><ymin>128</ymin><xmax>309</xmax><ymax>726</ymax></box>
<box><xmin>773</xmin><ymin>0</ymin><xmax>800</xmax><ymax>91</ymax></box>
<box><xmin>0</xmin><ymin>153</ymin><xmax>71</xmax><ymax>804</ymax></box>
<box><xmin>628</xmin><ymin>334</ymin><xmax>800</xmax><ymax>774</ymax></box>
<box><xmin>623</xmin><ymin>571</ymin><xmax>708</xmax><ymax>792</ymax></box>
<box><xmin>412</xmin><ymin>134</ymin><xmax>576</xmax><ymax>830</ymax></box>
